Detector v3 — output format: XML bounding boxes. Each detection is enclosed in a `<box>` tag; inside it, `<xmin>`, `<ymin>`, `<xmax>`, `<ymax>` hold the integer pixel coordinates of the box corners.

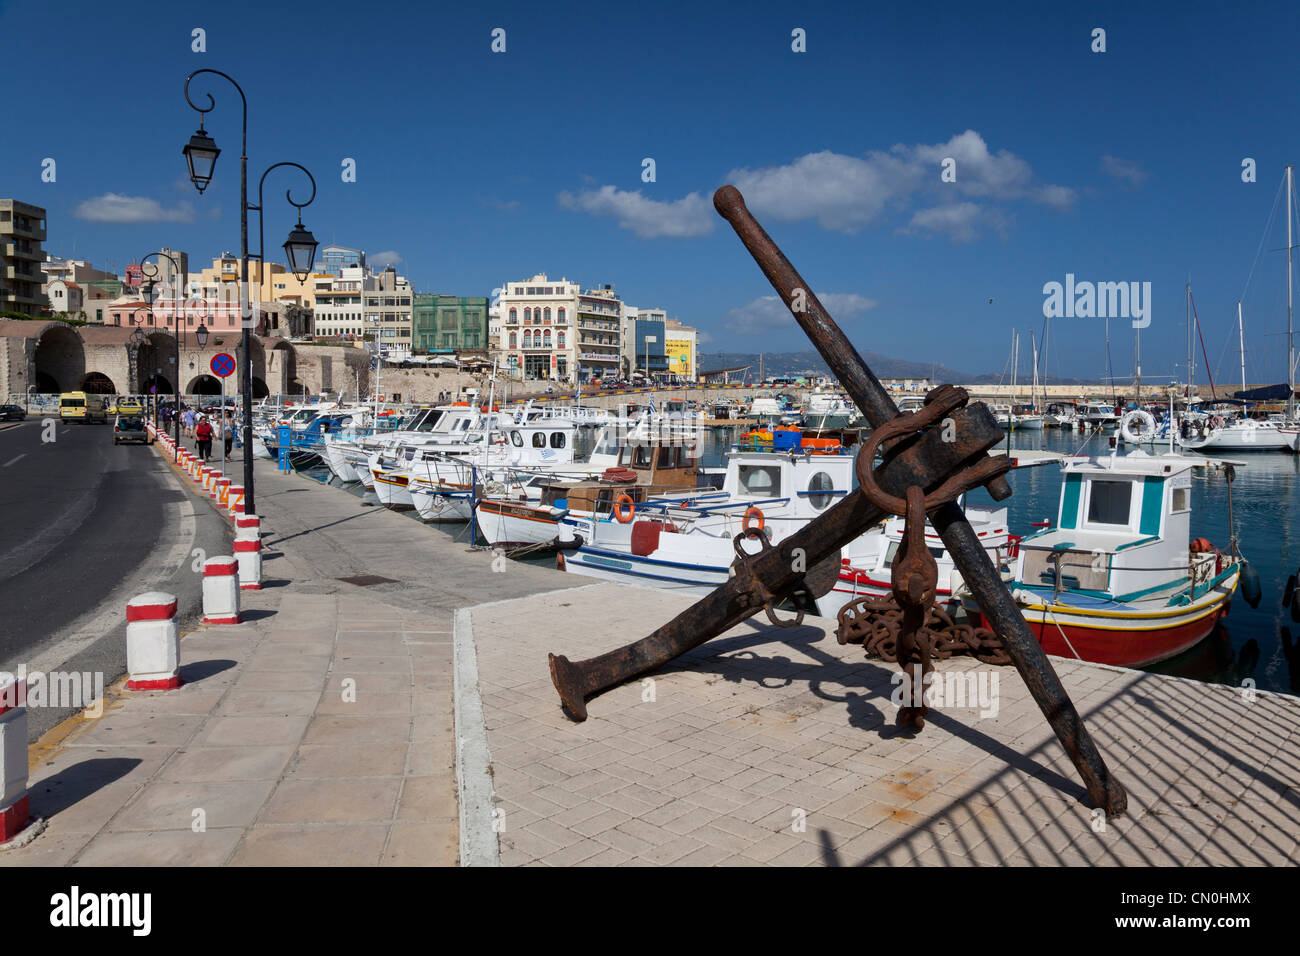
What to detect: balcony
<box><xmin>4</xmin><ymin>242</ymin><xmax>42</xmax><ymax>261</ymax></box>
<box><xmin>5</xmin><ymin>220</ymin><xmax>46</xmax><ymax>242</ymax></box>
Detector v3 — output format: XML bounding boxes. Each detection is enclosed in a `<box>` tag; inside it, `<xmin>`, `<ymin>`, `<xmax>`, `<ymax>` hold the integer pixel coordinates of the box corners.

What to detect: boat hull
<box><xmin>971</xmin><ymin>569</ymin><xmax>1238</xmax><ymax>668</ymax></box>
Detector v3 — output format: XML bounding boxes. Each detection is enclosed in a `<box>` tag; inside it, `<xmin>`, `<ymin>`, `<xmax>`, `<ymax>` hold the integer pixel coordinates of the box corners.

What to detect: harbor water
<box><xmin>301</xmin><ymin>423</ymin><xmax>1300</xmax><ymax>697</ymax></box>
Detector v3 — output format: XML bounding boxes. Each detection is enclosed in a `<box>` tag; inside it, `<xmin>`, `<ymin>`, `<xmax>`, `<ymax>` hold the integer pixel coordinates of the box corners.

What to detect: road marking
<box><xmin>3</xmin><ymin>454</ymin><xmax>26</xmax><ymax>468</ymax></box>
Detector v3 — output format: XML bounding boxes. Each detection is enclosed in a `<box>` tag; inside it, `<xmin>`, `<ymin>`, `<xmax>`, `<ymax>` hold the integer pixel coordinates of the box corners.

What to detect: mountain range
<box><xmin>699</xmin><ymin>350</ymin><xmax>1099</xmax><ymax>386</ymax></box>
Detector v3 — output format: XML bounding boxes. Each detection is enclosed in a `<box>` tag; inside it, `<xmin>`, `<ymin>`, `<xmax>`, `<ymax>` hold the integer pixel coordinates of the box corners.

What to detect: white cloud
<box><xmin>726</xmin><ymin>130</ymin><xmax>1074</xmax><ymax>235</ymax></box>
<box><xmin>1100</xmin><ymin>155</ymin><xmax>1148</xmax><ymax>186</ymax></box>
<box><xmin>904</xmin><ymin>203</ymin><xmax>994</xmax><ymax>242</ymax></box>
<box><xmin>73</xmin><ymin>193</ymin><xmax>195</xmax><ymax>224</ymax></box>
<box><xmin>370</xmin><ymin>250</ymin><xmax>403</xmax><ymax>269</ymax></box>
<box><xmin>724</xmin><ymin>293</ymin><xmax>876</xmax><ymax>334</ymax></box>
<box><xmin>557</xmin><ymin>186</ymin><xmax>713</xmax><ymax>238</ymax></box>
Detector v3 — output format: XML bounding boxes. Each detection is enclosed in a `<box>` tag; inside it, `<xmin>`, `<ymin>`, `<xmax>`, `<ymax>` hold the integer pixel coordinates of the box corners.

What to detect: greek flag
<box><xmin>540</xmin><ymin>448</ymin><xmax>556</xmax><ymax>461</ymax></box>
<box><xmin>647</xmin><ymin>396</ymin><xmax>656</xmax><ymax>414</ymax></box>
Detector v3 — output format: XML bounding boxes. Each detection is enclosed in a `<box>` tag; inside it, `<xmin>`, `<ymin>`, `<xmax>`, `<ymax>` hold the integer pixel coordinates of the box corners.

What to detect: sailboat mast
<box><xmin>1237</xmin><ymin>300</ymin><xmax>1246</xmax><ymax>395</ymax></box>
<box><xmin>1186</xmin><ymin>283</ymin><xmax>1193</xmax><ymax>402</ymax></box>
<box><xmin>1011</xmin><ymin>330</ymin><xmax>1018</xmax><ymax>406</ymax></box>
<box><xmin>1288</xmin><ymin>165</ymin><xmax>1295</xmax><ymax>419</ymax></box>
<box><xmin>1135</xmin><ymin>324</ymin><xmax>1141</xmax><ymax>406</ymax></box>
<box><xmin>1031</xmin><ymin>331</ymin><xmax>1039</xmax><ymax>410</ymax></box>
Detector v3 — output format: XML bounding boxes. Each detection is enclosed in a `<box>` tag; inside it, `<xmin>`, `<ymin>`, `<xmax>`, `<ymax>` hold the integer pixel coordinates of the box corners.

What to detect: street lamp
<box><xmin>184</xmin><ymin>68</ymin><xmax>319</xmax><ymax>516</ymax></box>
<box><xmin>283</xmin><ymin>219</ymin><xmax>318</xmax><ymax>281</ymax></box>
<box><xmin>182</xmin><ymin>126</ymin><xmax>220</xmax><ymax>193</ymax></box>
<box><xmin>139</xmin><ymin>252</ymin><xmax>183</xmax><ymax>460</ymax></box>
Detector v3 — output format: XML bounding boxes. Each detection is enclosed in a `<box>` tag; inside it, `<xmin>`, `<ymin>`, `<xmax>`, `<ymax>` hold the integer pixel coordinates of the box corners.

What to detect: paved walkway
<box><xmin>2</xmin><ymin>450</ymin><xmax>573</xmax><ymax>867</ymax></box>
<box><xmin>467</xmin><ymin>584</ymin><xmax>1300</xmax><ymax>866</ymax></box>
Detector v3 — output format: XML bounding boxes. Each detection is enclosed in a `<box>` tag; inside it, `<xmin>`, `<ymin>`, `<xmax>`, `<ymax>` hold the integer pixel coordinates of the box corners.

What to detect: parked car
<box><xmin>113</xmin><ymin>415</ymin><xmax>151</xmax><ymax>445</ymax></box>
<box><xmin>116</xmin><ymin>399</ymin><xmax>144</xmax><ymax>416</ymax></box>
<box><xmin>0</xmin><ymin>405</ymin><xmax>26</xmax><ymax>422</ymax></box>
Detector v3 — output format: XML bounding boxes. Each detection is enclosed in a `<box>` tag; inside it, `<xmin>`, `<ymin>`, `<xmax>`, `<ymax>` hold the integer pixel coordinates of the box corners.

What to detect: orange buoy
<box><xmin>743</xmin><ymin>506</ymin><xmax>765</xmax><ymax>532</ymax></box>
<box><xmin>614</xmin><ymin>493</ymin><xmax>636</xmax><ymax>523</ymax></box>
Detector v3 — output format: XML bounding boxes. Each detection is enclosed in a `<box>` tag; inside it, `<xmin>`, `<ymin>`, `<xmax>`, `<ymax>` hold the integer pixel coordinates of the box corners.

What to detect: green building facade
<box><xmin>412</xmin><ymin>294</ymin><xmax>488</xmax><ymax>352</ymax></box>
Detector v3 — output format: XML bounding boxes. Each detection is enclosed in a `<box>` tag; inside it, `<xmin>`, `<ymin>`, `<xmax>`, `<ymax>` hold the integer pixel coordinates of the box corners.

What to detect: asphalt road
<box><xmin>0</xmin><ymin>417</ymin><xmax>230</xmax><ymax>739</ymax></box>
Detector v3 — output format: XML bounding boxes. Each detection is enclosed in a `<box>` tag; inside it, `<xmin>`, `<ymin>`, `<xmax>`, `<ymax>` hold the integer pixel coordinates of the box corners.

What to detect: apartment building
<box><xmin>499</xmin><ymin>274</ymin><xmax>581</xmax><ymax>381</ymax></box>
<box><xmin>0</xmin><ymin>199</ymin><xmax>49</xmax><ymax>315</ymax></box>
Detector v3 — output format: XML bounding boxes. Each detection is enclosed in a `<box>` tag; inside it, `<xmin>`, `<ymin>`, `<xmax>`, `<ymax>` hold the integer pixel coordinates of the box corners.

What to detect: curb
<box><xmin>452</xmin><ymin>607</ymin><xmax>500</xmax><ymax>867</ymax></box>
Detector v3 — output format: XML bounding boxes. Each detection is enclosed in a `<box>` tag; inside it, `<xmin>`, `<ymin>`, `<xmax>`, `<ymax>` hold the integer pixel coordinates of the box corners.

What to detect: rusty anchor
<box><xmin>547</xmin><ymin>185</ymin><xmax>1128</xmax><ymax>818</ymax></box>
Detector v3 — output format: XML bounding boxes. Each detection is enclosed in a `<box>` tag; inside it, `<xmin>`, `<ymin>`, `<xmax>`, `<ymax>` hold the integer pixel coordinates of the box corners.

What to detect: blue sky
<box><xmin>4</xmin><ymin>0</ymin><xmax>1300</xmax><ymax>383</ymax></box>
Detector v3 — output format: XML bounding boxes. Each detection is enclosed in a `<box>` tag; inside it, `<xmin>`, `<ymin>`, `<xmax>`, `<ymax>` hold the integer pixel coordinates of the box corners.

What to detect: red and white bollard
<box><xmin>228</xmin><ymin>485</ymin><xmax>246</xmax><ymax>516</ymax></box>
<box><xmin>125</xmin><ymin>592</ymin><xmax>182</xmax><ymax>691</ymax></box>
<box><xmin>215</xmin><ymin>477</ymin><xmax>230</xmax><ymax>504</ymax></box>
<box><xmin>202</xmin><ymin>556</ymin><xmax>241</xmax><ymax>624</ymax></box>
<box><xmin>234</xmin><ymin>538</ymin><xmax>262</xmax><ymax>590</ymax></box>
<box><xmin>0</xmin><ymin>674</ymin><xmax>36</xmax><ymax>846</ymax></box>
<box><xmin>234</xmin><ymin>515</ymin><xmax>260</xmax><ymax>541</ymax></box>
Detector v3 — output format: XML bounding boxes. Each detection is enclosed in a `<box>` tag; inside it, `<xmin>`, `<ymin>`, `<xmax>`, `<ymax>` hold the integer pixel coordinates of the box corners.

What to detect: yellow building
<box><xmin>191</xmin><ymin>254</ymin><xmax>323</xmax><ymax>308</ymax></box>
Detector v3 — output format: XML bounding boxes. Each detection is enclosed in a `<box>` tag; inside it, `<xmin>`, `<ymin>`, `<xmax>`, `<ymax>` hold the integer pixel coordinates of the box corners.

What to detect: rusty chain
<box><xmin>835</xmin><ymin>591</ymin><xmax>1012</xmax><ymax>666</ymax></box>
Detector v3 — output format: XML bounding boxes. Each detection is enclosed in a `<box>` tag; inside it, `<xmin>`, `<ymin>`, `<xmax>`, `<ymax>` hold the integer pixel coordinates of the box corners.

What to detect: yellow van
<box><xmin>59</xmin><ymin>391</ymin><xmax>107</xmax><ymax>423</ymax></box>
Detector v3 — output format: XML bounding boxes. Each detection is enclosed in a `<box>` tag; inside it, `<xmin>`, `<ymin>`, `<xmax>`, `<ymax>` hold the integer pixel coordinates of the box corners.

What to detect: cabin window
<box><xmin>1172</xmin><ymin>487</ymin><xmax>1189</xmax><ymax>512</ymax></box>
<box><xmin>550</xmin><ymin>432</ymin><xmax>566</xmax><ymax>449</ymax></box>
<box><xmin>632</xmin><ymin>445</ymin><xmax>654</xmax><ymax>468</ymax></box>
<box><xmin>532</xmin><ymin>432</ymin><xmax>546</xmax><ymax>448</ymax></box>
<box><xmin>808</xmin><ymin>472</ymin><xmax>834</xmax><ymax>509</ymax></box>
<box><xmin>737</xmin><ymin>464</ymin><xmax>781</xmax><ymax>497</ymax></box>
<box><xmin>1086</xmin><ymin>480</ymin><xmax>1132</xmax><ymax>526</ymax></box>
<box><xmin>885</xmin><ymin>541</ymin><xmax>945</xmax><ymax>563</ymax></box>
<box><xmin>657</xmin><ymin>447</ymin><xmax>675</xmax><ymax>468</ymax></box>
<box><xmin>594</xmin><ymin>432</ymin><xmax>620</xmax><ymax>457</ymax></box>
<box><xmin>510</xmin><ymin>431</ymin><xmax>523</xmax><ymax>447</ymax></box>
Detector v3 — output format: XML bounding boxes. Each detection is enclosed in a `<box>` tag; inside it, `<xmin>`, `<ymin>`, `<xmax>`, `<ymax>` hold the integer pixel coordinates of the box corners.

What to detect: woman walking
<box><xmin>194</xmin><ymin>415</ymin><xmax>214</xmax><ymax>462</ymax></box>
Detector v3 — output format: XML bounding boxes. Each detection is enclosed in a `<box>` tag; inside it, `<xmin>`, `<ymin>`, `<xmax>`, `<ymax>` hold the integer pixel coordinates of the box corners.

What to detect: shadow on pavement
<box><xmin>28</xmin><ymin>757</ymin><xmax>141</xmax><ymax>819</ymax></box>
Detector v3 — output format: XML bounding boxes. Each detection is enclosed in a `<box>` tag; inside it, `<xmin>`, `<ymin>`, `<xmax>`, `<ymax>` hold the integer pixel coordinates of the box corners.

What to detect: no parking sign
<box><xmin>210</xmin><ymin>353</ymin><xmax>236</xmax><ymax>378</ymax></box>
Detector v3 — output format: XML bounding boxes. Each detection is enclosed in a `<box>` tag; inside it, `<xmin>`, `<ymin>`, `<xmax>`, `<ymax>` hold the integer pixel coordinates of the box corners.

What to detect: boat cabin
<box><xmin>1015</xmin><ymin>452</ymin><xmax>1199</xmax><ymax>603</ymax></box>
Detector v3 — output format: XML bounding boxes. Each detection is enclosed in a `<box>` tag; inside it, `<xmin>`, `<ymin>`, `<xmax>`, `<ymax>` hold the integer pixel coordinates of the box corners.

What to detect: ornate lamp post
<box><xmin>138</xmin><ymin>252</ymin><xmax>183</xmax><ymax>459</ymax></box>
<box><xmin>183</xmin><ymin>68</ymin><xmax>318</xmax><ymax>516</ymax></box>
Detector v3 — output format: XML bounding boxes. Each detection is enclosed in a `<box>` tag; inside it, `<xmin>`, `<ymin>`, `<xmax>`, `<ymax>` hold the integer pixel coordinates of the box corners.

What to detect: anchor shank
<box><xmin>931</xmin><ymin>501</ymin><xmax>1128</xmax><ymax>816</ymax></box>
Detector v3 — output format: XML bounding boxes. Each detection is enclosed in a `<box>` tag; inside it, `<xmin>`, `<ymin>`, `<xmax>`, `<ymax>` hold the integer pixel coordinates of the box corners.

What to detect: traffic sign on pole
<box><xmin>210</xmin><ymin>353</ymin><xmax>236</xmax><ymax>378</ymax></box>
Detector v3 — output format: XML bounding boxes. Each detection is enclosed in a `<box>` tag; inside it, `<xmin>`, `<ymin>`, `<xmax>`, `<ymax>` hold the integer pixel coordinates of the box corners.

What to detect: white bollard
<box><xmin>228</xmin><ymin>485</ymin><xmax>246</xmax><ymax>516</ymax></box>
<box><xmin>125</xmin><ymin>592</ymin><xmax>182</xmax><ymax>691</ymax></box>
<box><xmin>234</xmin><ymin>515</ymin><xmax>260</xmax><ymax>542</ymax></box>
<box><xmin>0</xmin><ymin>674</ymin><xmax>34</xmax><ymax>845</ymax></box>
<box><xmin>234</xmin><ymin>538</ymin><xmax>263</xmax><ymax>590</ymax></box>
<box><xmin>216</xmin><ymin>478</ymin><xmax>231</xmax><ymax>505</ymax></box>
<box><xmin>202</xmin><ymin>556</ymin><xmax>241</xmax><ymax>624</ymax></box>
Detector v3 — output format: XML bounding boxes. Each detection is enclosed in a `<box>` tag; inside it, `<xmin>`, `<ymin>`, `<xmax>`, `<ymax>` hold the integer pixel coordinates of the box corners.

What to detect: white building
<box><xmin>499</xmin><ymin>273</ymin><xmax>583</xmax><ymax>382</ymax></box>
<box><xmin>308</xmin><ymin>265</ymin><xmax>413</xmax><ymax>350</ymax></box>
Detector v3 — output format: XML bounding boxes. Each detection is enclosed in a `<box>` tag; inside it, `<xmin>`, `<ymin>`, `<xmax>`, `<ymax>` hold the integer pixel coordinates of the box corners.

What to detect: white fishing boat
<box><xmin>959</xmin><ymin>450</ymin><xmax>1248</xmax><ymax>667</ymax></box>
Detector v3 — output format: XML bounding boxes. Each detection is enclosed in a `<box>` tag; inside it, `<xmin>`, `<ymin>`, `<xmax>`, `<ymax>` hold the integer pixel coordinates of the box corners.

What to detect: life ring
<box><xmin>1120</xmin><ymin>409</ymin><xmax>1156</xmax><ymax>444</ymax></box>
<box><xmin>1190</xmin><ymin>537</ymin><xmax>1214</xmax><ymax>554</ymax></box>
<box><xmin>614</xmin><ymin>493</ymin><xmax>636</xmax><ymax>523</ymax></box>
<box><xmin>743</xmin><ymin>506</ymin><xmax>766</xmax><ymax>533</ymax></box>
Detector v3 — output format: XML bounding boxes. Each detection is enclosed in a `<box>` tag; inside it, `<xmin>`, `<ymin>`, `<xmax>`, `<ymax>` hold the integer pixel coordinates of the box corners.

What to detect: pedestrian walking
<box><xmin>195</xmin><ymin>415</ymin><xmax>214</xmax><ymax>461</ymax></box>
<box><xmin>181</xmin><ymin>407</ymin><xmax>194</xmax><ymax>437</ymax></box>
<box><xmin>222</xmin><ymin>415</ymin><xmax>234</xmax><ymax>458</ymax></box>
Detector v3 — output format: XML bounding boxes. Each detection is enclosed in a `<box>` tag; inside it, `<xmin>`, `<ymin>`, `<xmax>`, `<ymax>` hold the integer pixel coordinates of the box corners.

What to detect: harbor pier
<box><xmin>2</xmin><ymin>448</ymin><xmax>1296</xmax><ymax>866</ymax></box>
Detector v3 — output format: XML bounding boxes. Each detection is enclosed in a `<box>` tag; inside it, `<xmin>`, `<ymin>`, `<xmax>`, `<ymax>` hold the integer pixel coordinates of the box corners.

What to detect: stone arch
<box><xmin>187</xmin><ymin>374</ymin><xmax>222</xmax><ymax>395</ymax></box>
<box><xmin>136</xmin><ymin>332</ymin><xmax>176</xmax><ymax>394</ymax></box>
<box><xmin>250</xmin><ymin>376</ymin><xmax>269</xmax><ymax>399</ymax></box>
<box><xmin>80</xmin><ymin>372</ymin><xmax>117</xmax><ymax>394</ymax></box>
<box><xmin>33</xmin><ymin>324</ymin><xmax>85</xmax><ymax>394</ymax></box>
<box><xmin>268</xmin><ymin>341</ymin><xmax>297</xmax><ymax>395</ymax></box>
<box><xmin>142</xmin><ymin>372</ymin><xmax>173</xmax><ymax>395</ymax></box>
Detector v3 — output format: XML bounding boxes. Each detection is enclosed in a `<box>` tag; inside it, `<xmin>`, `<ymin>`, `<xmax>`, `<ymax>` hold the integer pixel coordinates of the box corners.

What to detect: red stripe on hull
<box><xmin>978</xmin><ymin>606</ymin><xmax>1228</xmax><ymax>668</ymax></box>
